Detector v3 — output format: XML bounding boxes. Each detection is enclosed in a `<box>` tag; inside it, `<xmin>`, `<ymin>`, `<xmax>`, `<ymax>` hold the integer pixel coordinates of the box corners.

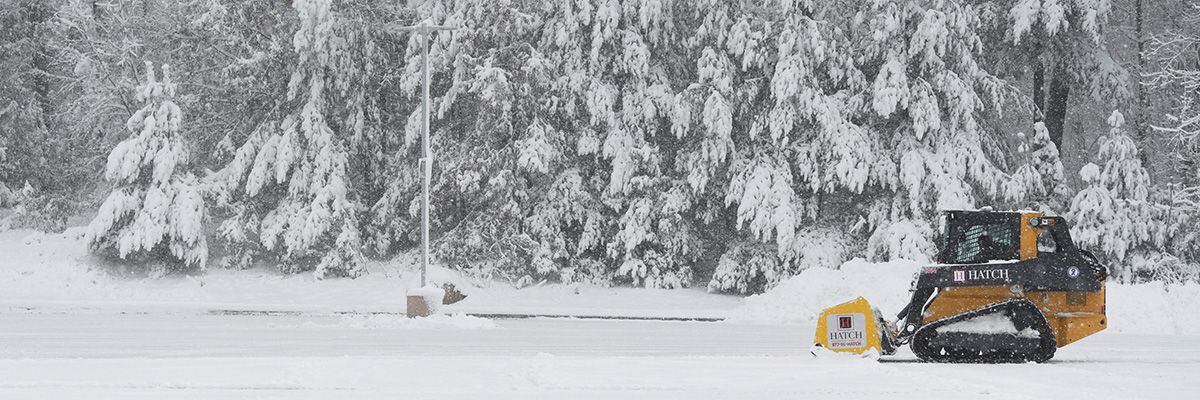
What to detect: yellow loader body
<box><xmin>812</xmin><ymin>210</ymin><xmax>1108</xmax><ymax>362</ymax></box>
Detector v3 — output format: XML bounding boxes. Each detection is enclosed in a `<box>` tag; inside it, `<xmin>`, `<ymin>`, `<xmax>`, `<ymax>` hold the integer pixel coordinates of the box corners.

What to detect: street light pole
<box><xmin>420</xmin><ymin>28</ymin><xmax>430</xmax><ymax>289</ymax></box>
<box><xmin>392</xmin><ymin>21</ymin><xmax>457</xmax><ymax>289</ymax></box>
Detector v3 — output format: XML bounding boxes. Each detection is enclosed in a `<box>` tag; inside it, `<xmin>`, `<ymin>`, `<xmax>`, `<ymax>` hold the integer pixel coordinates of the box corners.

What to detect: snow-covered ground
<box><xmin>3</xmin><ymin>228</ymin><xmax>1200</xmax><ymax>398</ymax></box>
<box><xmin>1</xmin><ymin>309</ymin><xmax>1197</xmax><ymax>399</ymax></box>
<box><xmin>0</xmin><ymin>228</ymin><xmax>740</xmax><ymax>319</ymax></box>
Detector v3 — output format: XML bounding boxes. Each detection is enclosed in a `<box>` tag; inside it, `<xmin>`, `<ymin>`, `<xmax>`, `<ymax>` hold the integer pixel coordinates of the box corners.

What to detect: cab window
<box><xmin>1037</xmin><ymin>229</ymin><xmax>1057</xmax><ymax>253</ymax></box>
<box><xmin>945</xmin><ymin>222</ymin><xmax>1018</xmax><ymax>264</ymax></box>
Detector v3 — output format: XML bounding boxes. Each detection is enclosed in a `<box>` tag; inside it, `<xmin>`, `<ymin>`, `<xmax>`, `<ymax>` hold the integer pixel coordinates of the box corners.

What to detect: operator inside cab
<box><xmin>977</xmin><ymin>231</ymin><xmax>1007</xmax><ymax>262</ymax></box>
<box><xmin>941</xmin><ymin>212</ymin><xmax>1020</xmax><ymax>265</ymax></box>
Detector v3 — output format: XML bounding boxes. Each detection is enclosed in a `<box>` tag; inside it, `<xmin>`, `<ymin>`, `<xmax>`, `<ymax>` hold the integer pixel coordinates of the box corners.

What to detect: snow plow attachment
<box><xmin>812</xmin><ymin>297</ymin><xmax>892</xmax><ymax>356</ymax></box>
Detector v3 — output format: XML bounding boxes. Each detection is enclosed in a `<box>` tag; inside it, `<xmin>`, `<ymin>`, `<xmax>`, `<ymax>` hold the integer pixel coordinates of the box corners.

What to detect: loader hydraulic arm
<box><xmin>896</xmin><ymin>286</ymin><xmax>936</xmax><ymax>339</ymax></box>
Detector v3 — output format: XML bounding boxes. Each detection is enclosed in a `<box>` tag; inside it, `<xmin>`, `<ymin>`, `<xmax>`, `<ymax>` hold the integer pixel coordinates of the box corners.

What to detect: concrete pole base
<box><xmin>407</xmin><ymin>287</ymin><xmax>445</xmax><ymax>318</ymax></box>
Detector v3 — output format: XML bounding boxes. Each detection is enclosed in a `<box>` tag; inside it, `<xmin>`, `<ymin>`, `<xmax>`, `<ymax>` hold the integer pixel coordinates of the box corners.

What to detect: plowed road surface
<box><xmin>1</xmin><ymin>309</ymin><xmax>1194</xmax><ymax>399</ymax></box>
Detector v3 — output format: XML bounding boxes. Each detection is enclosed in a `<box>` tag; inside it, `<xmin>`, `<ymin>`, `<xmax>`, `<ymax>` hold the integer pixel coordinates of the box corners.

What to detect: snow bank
<box><xmin>0</xmin><ymin>227</ymin><xmax>119</xmax><ymax>300</ymax></box>
<box><xmin>1107</xmin><ymin>281</ymin><xmax>1200</xmax><ymax>335</ymax></box>
<box><xmin>0</xmin><ymin>228</ymin><xmax>739</xmax><ymax>319</ymax></box>
<box><xmin>733</xmin><ymin>259</ymin><xmax>1200</xmax><ymax>336</ymax></box>
<box><xmin>732</xmin><ymin>258</ymin><xmax>923</xmax><ymax>326</ymax></box>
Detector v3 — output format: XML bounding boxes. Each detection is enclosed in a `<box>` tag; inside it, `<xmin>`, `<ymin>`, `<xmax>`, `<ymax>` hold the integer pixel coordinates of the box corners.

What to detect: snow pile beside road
<box><xmin>734</xmin><ymin>259</ymin><xmax>1200</xmax><ymax>335</ymax></box>
<box><xmin>732</xmin><ymin>259</ymin><xmax>922</xmax><ymax>325</ymax></box>
<box><xmin>0</xmin><ymin>227</ymin><xmax>120</xmax><ymax>300</ymax></box>
<box><xmin>0</xmin><ymin>228</ymin><xmax>462</xmax><ymax>310</ymax></box>
<box><xmin>0</xmin><ymin>228</ymin><xmax>739</xmax><ymax>318</ymax></box>
<box><xmin>1107</xmin><ymin>281</ymin><xmax>1200</xmax><ymax>335</ymax></box>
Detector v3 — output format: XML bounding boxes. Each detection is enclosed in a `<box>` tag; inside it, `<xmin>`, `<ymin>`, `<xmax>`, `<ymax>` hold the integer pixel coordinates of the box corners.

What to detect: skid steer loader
<box><xmin>814</xmin><ymin>210</ymin><xmax>1107</xmax><ymax>363</ymax></box>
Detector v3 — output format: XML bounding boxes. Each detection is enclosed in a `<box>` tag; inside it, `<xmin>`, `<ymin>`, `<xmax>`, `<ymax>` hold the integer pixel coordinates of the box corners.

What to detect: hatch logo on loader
<box><xmin>953</xmin><ymin>268</ymin><xmax>1009</xmax><ymax>283</ymax></box>
<box><xmin>826</xmin><ymin>313</ymin><xmax>867</xmax><ymax>349</ymax></box>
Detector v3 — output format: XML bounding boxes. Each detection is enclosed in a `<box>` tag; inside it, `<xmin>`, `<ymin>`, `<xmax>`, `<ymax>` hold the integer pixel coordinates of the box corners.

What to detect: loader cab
<box><xmin>936</xmin><ymin>210</ymin><xmax>1080</xmax><ymax>265</ymax></box>
<box><xmin>936</xmin><ymin>211</ymin><xmax>1023</xmax><ymax>264</ymax></box>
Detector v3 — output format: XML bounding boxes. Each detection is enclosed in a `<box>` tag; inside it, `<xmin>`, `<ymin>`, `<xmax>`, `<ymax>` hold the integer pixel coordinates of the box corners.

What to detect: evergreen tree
<box><xmin>986</xmin><ymin>0</ymin><xmax>1129</xmax><ymax>151</ymax></box>
<box><xmin>680</xmin><ymin>0</ymin><xmax>1018</xmax><ymax>292</ymax></box>
<box><xmin>367</xmin><ymin>0</ymin><xmax>557</xmax><ymax>283</ymax></box>
<box><xmin>5</xmin><ymin>0</ymin><xmax>1187</xmax><ymax>287</ymax></box>
<box><xmin>1067</xmin><ymin>110</ymin><xmax>1191</xmax><ymax>281</ymax></box>
<box><xmin>857</xmin><ymin>0</ymin><xmax>1013</xmax><ymax>266</ymax></box>
<box><xmin>0</xmin><ymin>181</ymin><xmax>12</xmax><ymax>208</ymax></box>
<box><xmin>208</xmin><ymin>0</ymin><xmax>364</xmax><ymax>278</ymax></box>
<box><xmin>1029</xmin><ymin>122</ymin><xmax>1067</xmax><ymax>208</ymax></box>
<box><xmin>1004</xmin><ymin>131</ymin><xmax>1045</xmax><ymax>205</ymax></box>
<box><xmin>1004</xmin><ymin>122</ymin><xmax>1067</xmax><ymax>210</ymax></box>
<box><xmin>361</xmin><ymin>0</ymin><xmax>1042</xmax><ymax>293</ymax></box>
<box><xmin>1147</xmin><ymin>2</ymin><xmax>1200</xmax><ymax>186</ymax></box>
<box><xmin>85</xmin><ymin>62</ymin><xmax>207</xmax><ymax>270</ymax></box>
<box><xmin>0</xmin><ymin>0</ymin><xmax>53</xmax><ymax>192</ymax></box>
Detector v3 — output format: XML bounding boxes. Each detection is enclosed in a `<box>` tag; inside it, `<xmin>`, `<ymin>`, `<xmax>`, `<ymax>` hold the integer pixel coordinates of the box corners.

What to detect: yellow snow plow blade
<box><xmin>813</xmin><ymin>297</ymin><xmax>885</xmax><ymax>355</ymax></box>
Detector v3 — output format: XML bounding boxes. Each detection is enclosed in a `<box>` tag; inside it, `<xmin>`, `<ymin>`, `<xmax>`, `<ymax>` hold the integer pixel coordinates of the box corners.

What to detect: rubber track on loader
<box><xmin>910</xmin><ymin>299</ymin><xmax>1056</xmax><ymax>363</ymax></box>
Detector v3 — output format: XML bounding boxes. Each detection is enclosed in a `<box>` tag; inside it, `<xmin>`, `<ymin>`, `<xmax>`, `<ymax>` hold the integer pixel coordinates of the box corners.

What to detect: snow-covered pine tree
<box><xmin>209</xmin><ymin>0</ymin><xmax>364</xmax><ymax>278</ymax></box>
<box><xmin>991</xmin><ymin>0</ymin><xmax>1128</xmax><ymax>151</ymax></box>
<box><xmin>1029</xmin><ymin>122</ymin><xmax>1068</xmax><ymax>209</ymax></box>
<box><xmin>0</xmin><ymin>181</ymin><xmax>13</xmax><ymax>208</ymax></box>
<box><xmin>693</xmin><ymin>1</ymin><xmax>1016</xmax><ymax>294</ymax></box>
<box><xmin>367</xmin><ymin>0</ymin><xmax>707</xmax><ymax>288</ymax></box>
<box><xmin>1004</xmin><ymin>131</ymin><xmax>1045</xmax><ymax>205</ymax></box>
<box><xmin>367</xmin><ymin>0</ymin><xmax>562</xmax><ymax>284</ymax></box>
<box><xmin>1147</xmin><ymin>2</ymin><xmax>1200</xmax><ymax>186</ymax></box>
<box><xmin>47</xmin><ymin>1</ymin><xmax>179</xmax><ymax>197</ymax></box>
<box><xmin>586</xmin><ymin>0</ymin><xmax>703</xmax><ymax>289</ymax></box>
<box><xmin>858</xmin><ymin>1</ymin><xmax>1018</xmax><ymax>265</ymax></box>
<box><xmin>0</xmin><ymin>0</ymin><xmax>53</xmax><ymax>195</ymax></box>
<box><xmin>85</xmin><ymin>62</ymin><xmax>207</xmax><ymax>270</ymax></box>
<box><xmin>683</xmin><ymin>0</ymin><xmax>865</xmax><ymax>294</ymax></box>
<box><xmin>1068</xmin><ymin>110</ymin><xmax>1182</xmax><ymax>281</ymax></box>
<box><xmin>367</xmin><ymin>1</ymin><xmax>1067</xmax><ymax>293</ymax></box>
<box><xmin>1141</xmin><ymin>2</ymin><xmax>1200</xmax><ymax>282</ymax></box>
<box><xmin>172</xmin><ymin>0</ymin><xmax>314</xmax><ymax>178</ymax></box>
<box><xmin>1004</xmin><ymin>123</ymin><xmax>1067</xmax><ymax>210</ymax></box>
